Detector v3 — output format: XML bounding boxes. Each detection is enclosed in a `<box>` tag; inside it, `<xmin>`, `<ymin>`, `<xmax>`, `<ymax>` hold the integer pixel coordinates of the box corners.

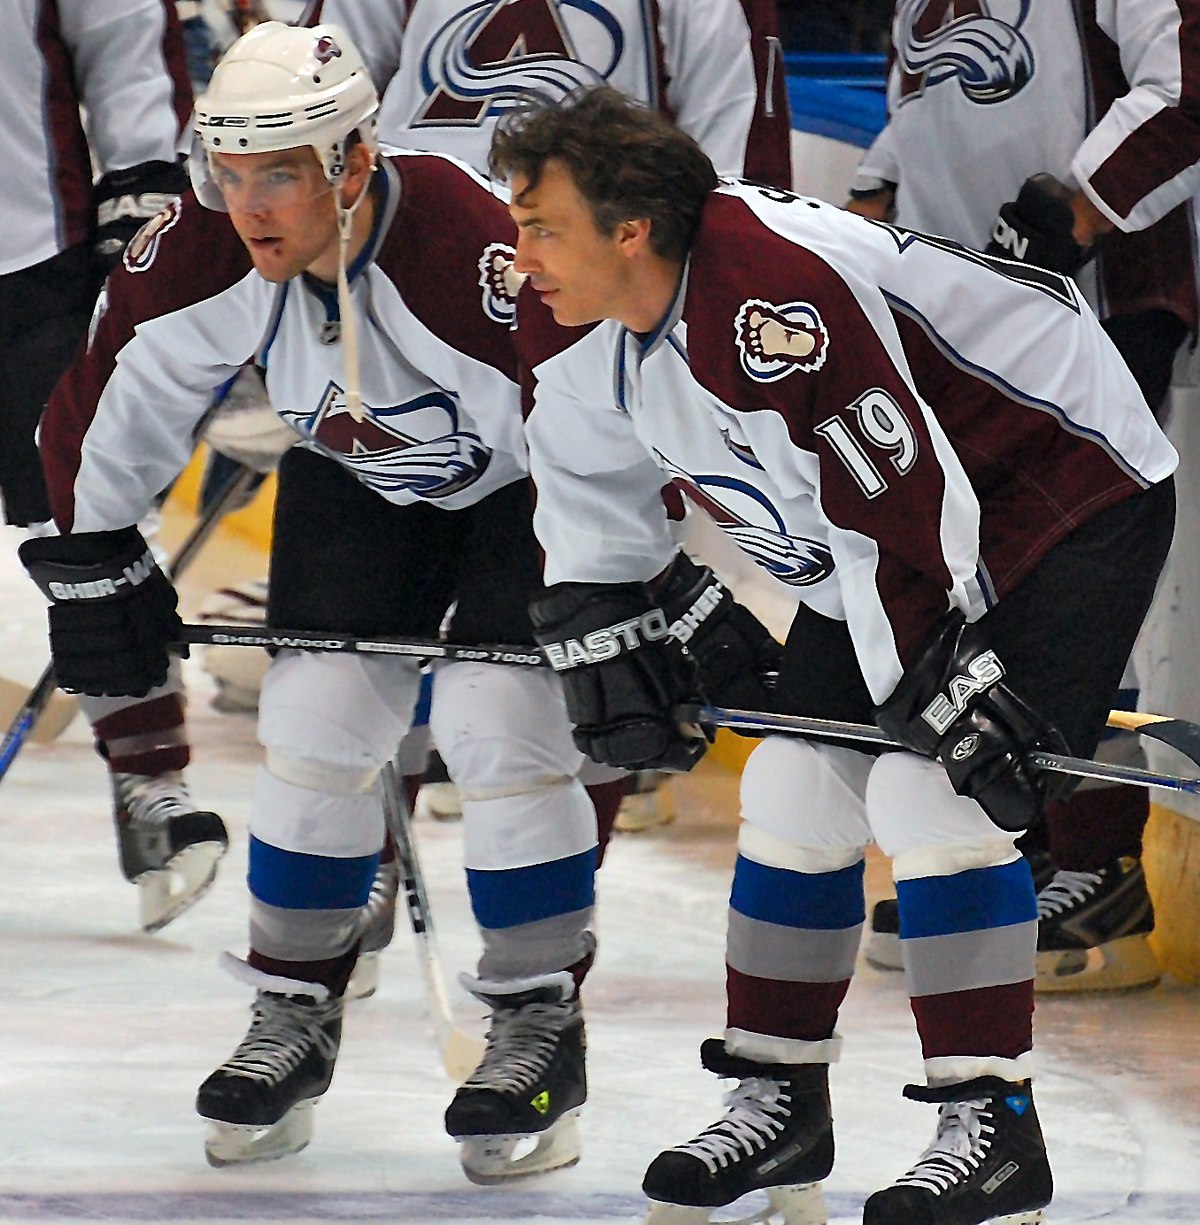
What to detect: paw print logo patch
<box><xmin>478</xmin><ymin>242</ymin><xmax>525</xmax><ymax>325</ymax></box>
<box><xmin>735</xmin><ymin>299</ymin><xmax>829</xmax><ymax>382</ymax></box>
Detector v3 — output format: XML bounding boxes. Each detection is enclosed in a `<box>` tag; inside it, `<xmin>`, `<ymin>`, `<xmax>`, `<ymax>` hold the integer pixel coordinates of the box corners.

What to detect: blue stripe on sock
<box><xmin>897</xmin><ymin>857</ymin><xmax>1036</xmax><ymax>939</ymax></box>
<box><xmin>468</xmin><ymin>848</ymin><xmax>597</xmax><ymax>930</ymax></box>
<box><xmin>730</xmin><ymin>855</ymin><xmax>865</xmax><ymax>930</ymax></box>
<box><xmin>249</xmin><ymin>836</ymin><xmax>379</xmax><ymax>910</ymax></box>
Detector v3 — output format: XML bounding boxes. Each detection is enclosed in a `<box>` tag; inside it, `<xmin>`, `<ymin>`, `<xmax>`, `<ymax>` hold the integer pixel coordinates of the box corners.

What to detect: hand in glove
<box><xmin>873</xmin><ymin>611</ymin><xmax>1068</xmax><ymax>831</ymax></box>
<box><xmin>984</xmin><ymin>173</ymin><xmax>1094</xmax><ymax>276</ymax></box>
<box><xmin>93</xmin><ymin>158</ymin><xmax>188</xmax><ymax>273</ymax></box>
<box><xmin>20</xmin><ymin>527</ymin><xmax>185</xmax><ymax>697</ymax></box>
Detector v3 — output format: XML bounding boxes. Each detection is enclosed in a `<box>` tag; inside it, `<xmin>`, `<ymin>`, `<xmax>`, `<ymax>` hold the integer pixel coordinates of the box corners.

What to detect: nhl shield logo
<box><xmin>735</xmin><ymin>299</ymin><xmax>830</xmax><ymax>382</ymax></box>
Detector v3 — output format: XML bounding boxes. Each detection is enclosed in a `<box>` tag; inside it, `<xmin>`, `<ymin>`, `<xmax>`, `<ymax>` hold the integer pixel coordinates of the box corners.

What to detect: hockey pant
<box><xmin>726</xmin><ymin>735</ymin><xmax>1035</xmax><ymax>1086</ymax></box>
<box><xmin>247</xmin><ymin>651</ymin><xmax>597</xmax><ymax>994</ymax></box>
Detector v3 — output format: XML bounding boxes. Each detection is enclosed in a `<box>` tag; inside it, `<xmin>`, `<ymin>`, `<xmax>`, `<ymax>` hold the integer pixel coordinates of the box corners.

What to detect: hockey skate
<box><xmin>641</xmin><ymin>1039</ymin><xmax>832</xmax><ymax>1225</ymax></box>
<box><xmin>1036</xmin><ymin>856</ymin><xmax>1160</xmax><ymax>993</ymax></box>
<box><xmin>196</xmin><ymin>975</ymin><xmax>343</xmax><ymax>1167</ymax></box>
<box><xmin>615</xmin><ymin>769</ymin><xmax>677</xmax><ymax>832</ymax></box>
<box><xmin>345</xmin><ymin>856</ymin><xmax>400</xmax><ymax>1001</ymax></box>
<box><xmin>112</xmin><ymin>771</ymin><xmax>228</xmax><ymax>932</ymax></box>
<box><xmin>444</xmin><ymin>971</ymin><xmax>586</xmax><ymax>1184</ymax></box>
<box><xmin>863</xmin><ymin>1077</ymin><xmax>1052</xmax><ymax>1225</ymax></box>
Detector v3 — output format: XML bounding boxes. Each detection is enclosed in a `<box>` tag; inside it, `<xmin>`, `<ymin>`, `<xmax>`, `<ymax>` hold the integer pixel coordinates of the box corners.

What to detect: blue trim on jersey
<box><xmin>731</xmin><ymin>855</ymin><xmax>865</xmax><ymax>930</ymax></box>
<box><xmin>249</xmin><ymin>836</ymin><xmax>380</xmax><ymax>910</ymax></box>
<box><xmin>257</xmin><ymin>282</ymin><xmax>289</xmax><ymax>370</ymax></box>
<box><xmin>896</xmin><ymin>857</ymin><xmax>1036</xmax><ymax>939</ymax></box>
<box><xmin>467</xmin><ymin>848</ymin><xmax>597</xmax><ymax>930</ymax></box>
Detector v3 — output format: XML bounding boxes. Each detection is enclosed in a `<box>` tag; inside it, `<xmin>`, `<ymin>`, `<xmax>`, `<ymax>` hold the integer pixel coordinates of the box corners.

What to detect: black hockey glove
<box><xmin>656</xmin><ymin>551</ymin><xmax>781</xmax><ymax>717</ymax></box>
<box><xmin>873</xmin><ymin>611</ymin><xmax>1069</xmax><ymax>831</ymax></box>
<box><xmin>530</xmin><ymin>582</ymin><xmax>710</xmax><ymax>773</ymax></box>
<box><xmin>984</xmin><ymin>173</ymin><xmax>1094</xmax><ymax>276</ymax></box>
<box><xmin>19</xmin><ymin>527</ymin><xmax>186</xmax><ymax>697</ymax></box>
<box><xmin>93</xmin><ymin>158</ymin><xmax>188</xmax><ymax>273</ymax></box>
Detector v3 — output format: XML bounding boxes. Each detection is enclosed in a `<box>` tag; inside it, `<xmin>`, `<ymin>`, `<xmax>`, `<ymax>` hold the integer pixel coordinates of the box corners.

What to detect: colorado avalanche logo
<box><xmin>283</xmin><ymin>382</ymin><xmax>492</xmax><ymax>498</ymax></box>
<box><xmin>478</xmin><ymin>242</ymin><xmax>524</xmax><ymax>325</ymax></box>
<box><xmin>895</xmin><ymin>0</ymin><xmax>1034</xmax><ymax>106</ymax></box>
<box><xmin>414</xmin><ymin>1</ymin><xmax>624</xmax><ymax>128</ymax></box>
<box><xmin>314</xmin><ymin>35</ymin><xmax>342</xmax><ymax>65</ymax></box>
<box><xmin>122</xmin><ymin>198</ymin><xmax>184</xmax><ymax>274</ymax></box>
<box><xmin>735</xmin><ymin>299</ymin><xmax>829</xmax><ymax>383</ymax></box>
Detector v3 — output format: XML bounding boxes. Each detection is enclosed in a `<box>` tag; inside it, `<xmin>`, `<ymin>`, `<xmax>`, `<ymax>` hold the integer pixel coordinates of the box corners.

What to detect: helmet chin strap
<box><xmin>334</xmin><ymin>167</ymin><xmax>372</xmax><ymax>424</ymax></box>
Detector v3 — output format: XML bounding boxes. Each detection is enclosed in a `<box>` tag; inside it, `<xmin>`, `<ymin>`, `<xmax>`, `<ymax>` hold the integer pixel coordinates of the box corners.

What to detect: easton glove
<box><xmin>873</xmin><ymin>611</ymin><xmax>1068</xmax><ymax>831</ymax></box>
<box><xmin>93</xmin><ymin>158</ymin><xmax>188</xmax><ymax>273</ymax></box>
<box><xmin>530</xmin><ymin>581</ymin><xmax>710</xmax><ymax>772</ymax></box>
<box><xmin>984</xmin><ymin>173</ymin><xmax>1093</xmax><ymax>275</ymax></box>
<box><xmin>20</xmin><ymin>527</ymin><xmax>185</xmax><ymax>697</ymax></box>
<box><xmin>656</xmin><ymin>551</ymin><xmax>780</xmax><ymax>715</ymax></box>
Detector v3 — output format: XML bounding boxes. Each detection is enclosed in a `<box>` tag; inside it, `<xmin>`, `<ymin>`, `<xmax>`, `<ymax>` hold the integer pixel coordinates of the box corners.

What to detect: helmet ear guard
<box><xmin>191</xmin><ymin>21</ymin><xmax>379</xmax><ymax>208</ymax></box>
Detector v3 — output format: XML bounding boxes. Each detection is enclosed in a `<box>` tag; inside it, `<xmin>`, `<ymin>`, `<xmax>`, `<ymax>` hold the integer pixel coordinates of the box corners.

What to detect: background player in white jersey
<box><xmin>0</xmin><ymin>0</ymin><xmax>229</xmax><ymax>932</ymax></box>
<box><xmin>489</xmin><ymin>86</ymin><xmax>1177</xmax><ymax>1225</ymax></box>
<box><xmin>846</xmin><ymin>0</ymin><xmax>1200</xmax><ymax>994</ymax></box>
<box><xmin>18</xmin><ymin>23</ymin><xmax>776</xmax><ymax>1180</ymax></box>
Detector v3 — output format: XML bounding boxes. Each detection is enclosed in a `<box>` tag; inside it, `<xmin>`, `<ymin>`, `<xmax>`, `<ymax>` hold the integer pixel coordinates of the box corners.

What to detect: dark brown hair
<box><xmin>489</xmin><ymin>85</ymin><xmax>719</xmax><ymax>262</ymax></box>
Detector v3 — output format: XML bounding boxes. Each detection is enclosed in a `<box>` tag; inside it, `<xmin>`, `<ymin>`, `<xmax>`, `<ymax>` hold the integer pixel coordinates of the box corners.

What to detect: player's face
<box><xmin>508</xmin><ymin>160</ymin><xmax>632</xmax><ymax>327</ymax></box>
<box><xmin>213</xmin><ymin>149</ymin><xmax>339</xmax><ymax>282</ymax></box>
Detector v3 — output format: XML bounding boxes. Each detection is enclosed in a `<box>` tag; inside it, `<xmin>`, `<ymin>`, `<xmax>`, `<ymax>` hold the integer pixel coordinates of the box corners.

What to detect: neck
<box><xmin>616</xmin><ymin>254</ymin><xmax>685</xmax><ymax>334</ymax></box>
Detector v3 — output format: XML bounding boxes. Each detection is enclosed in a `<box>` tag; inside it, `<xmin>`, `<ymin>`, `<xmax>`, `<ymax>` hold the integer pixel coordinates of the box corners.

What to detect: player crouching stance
<box><xmin>491</xmin><ymin>87</ymin><xmax>1178</xmax><ymax>1223</ymax></box>
<box><xmin>25</xmin><ymin>23</ymin><xmax>608</xmax><ymax>1178</ymax></box>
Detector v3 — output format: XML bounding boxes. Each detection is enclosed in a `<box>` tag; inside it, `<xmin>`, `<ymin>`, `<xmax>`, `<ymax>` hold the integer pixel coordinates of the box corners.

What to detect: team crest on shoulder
<box><xmin>123</xmin><ymin>198</ymin><xmax>184</xmax><ymax>274</ymax></box>
<box><xmin>478</xmin><ymin>243</ymin><xmax>524</xmax><ymax>325</ymax></box>
<box><xmin>735</xmin><ymin>299</ymin><xmax>829</xmax><ymax>382</ymax></box>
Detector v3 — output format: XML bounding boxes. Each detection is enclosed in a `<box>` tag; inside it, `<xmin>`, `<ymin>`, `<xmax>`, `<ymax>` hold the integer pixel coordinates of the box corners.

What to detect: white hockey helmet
<box><xmin>191</xmin><ymin>21</ymin><xmax>378</xmax><ymax>209</ymax></box>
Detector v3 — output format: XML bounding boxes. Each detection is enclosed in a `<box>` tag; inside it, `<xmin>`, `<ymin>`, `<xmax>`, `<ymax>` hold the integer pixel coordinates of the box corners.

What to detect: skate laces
<box><xmin>1037</xmin><ymin>868</ymin><xmax>1104</xmax><ymax>918</ymax></box>
<box><xmin>896</xmin><ymin>1097</ymin><xmax>995</xmax><ymax>1193</ymax></box>
<box><xmin>673</xmin><ymin>1076</ymin><xmax>794</xmax><ymax>1173</ymax></box>
<box><xmin>462</xmin><ymin>995</ymin><xmax>579</xmax><ymax>1095</ymax></box>
<box><xmin>221</xmin><ymin>993</ymin><xmax>342</xmax><ymax>1086</ymax></box>
<box><xmin>116</xmin><ymin>772</ymin><xmax>193</xmax><ymax>829</ymax></box>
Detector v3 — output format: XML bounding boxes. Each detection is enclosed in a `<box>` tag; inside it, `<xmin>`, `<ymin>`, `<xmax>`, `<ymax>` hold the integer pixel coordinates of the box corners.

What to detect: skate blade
<box><xmin>992</xmin><ymin>1211</ymin><xmax>1044</xmax><ymax>1224</ymax></box>
<box><xmin>1036</xmin><ymin>933</ymin><xmax>1161</xmax><ymax>994</ymax></box>
<box><xmin>139</xmin><ymin>841</ymin><xmax>226</xmax><ymax>933</ymax></box>
<box><xmin>459</xmin><ymin>1111</ymin><xmax>581</xmax><ymax>1184</ymax></box>
<box><xmin>862</xmin><ymin>932</ymin><xmax>903</xmax><ymax>972</ymax></box>
<box><xmin>345</xmin><ymin>951</ymin><xmax>381</xmax><ymax>1001</ymax></box>
<box><xmin>614</xmin><ymin>789</ymin><xmax>677</xmax><ymax>832</ymax></box>
<box><xmin>203</xmin><ymin>1102</ymin><xmax>315</xmax><ymax>1167</ymax></box>
<box><xmin>645</xmin><ymin>1182</ymin><xmax>826</xmax><ymax>1225</ymax></box>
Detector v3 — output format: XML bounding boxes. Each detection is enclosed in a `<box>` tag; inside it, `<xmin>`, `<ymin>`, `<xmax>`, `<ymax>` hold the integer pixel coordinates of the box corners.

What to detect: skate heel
<box><xmin>460</xmin><ymin>1108</ymin><xmax>582</xmax><ymax>1184</ymax></box>
<box><xmin>644</xmin><ymin>1181</ymin><xmax>826</xmax><ymax>1224</ymax></box>
<box><xmin>203</xmin><ymin>1101</ymin><xmax>316</xmax><ymax>1167</ymax></box>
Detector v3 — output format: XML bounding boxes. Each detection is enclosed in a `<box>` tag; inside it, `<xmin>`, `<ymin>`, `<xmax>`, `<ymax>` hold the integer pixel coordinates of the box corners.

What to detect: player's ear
<box><xmin>615</xmin><ymin>217</ymin><xmax>653</xmax><ymax>258</ymax></box>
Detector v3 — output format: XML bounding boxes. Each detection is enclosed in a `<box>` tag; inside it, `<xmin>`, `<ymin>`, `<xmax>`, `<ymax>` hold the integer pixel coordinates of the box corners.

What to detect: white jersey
<box><xmin>41</xmin><ymin>154</ymin><xmax>533</xmax><ymax>532</ymax></box>
<box><xmin>854</xmin><ymin>0</ymin><xmax>1200</xmax><ymax>326</ymax></box>
<box><xmin>521</xmin><ymin>182</ymin><xmax>1178</xmax><ymax>702</ymax></box>
<box><xmin>299</xmin><ymin>0</ymin><xmax>792</xmax><ymax>186</ymax></box>
<box><xmin>0</xmin><ymin>0</ymin><xmax>192</xmax><ymax>276</ymax></box>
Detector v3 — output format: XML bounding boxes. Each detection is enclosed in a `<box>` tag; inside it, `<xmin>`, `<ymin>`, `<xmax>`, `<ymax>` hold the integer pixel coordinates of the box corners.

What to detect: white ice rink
<box><xmin>2</xmin><ymin>515</ymin><xmax>1199</xmax><ymax>1225</ymax></box>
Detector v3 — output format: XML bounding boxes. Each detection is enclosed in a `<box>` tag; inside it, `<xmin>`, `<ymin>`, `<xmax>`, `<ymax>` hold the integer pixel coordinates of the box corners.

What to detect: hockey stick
<box><xmin>180</xmin><ymin>623</ymin><xmax>550</xmax><ymax>667</ymax></box>
<box><xmin>179</xmin><ymin>624</ymin><xmax>1200</xmax><ymax>772</ymax></box>
<box><xmin>0</xmin><ymin>463</ymin><xmax>259</xmax><ymax>784</ymax></box>
<box><xmin>379</xmin><ymin>758</ymin><xmax>485</xmax><ymax>1083</ymax></box>
<box><xmin>676</xmin><ymin>704</ymin><xmax>1200</xmax><ymax>796</ymax></box>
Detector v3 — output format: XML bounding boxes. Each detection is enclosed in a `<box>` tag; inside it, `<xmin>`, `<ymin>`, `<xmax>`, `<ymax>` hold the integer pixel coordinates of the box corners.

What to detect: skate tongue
<box><xmin>459</xmin><ymin>970</ymin><xmax>575</xmax><ymax>1009</ymax></box>
<box><xmin>698</xmin><ymin>1037</ymin><xmax>827</xmax><ymax>1085</ymax></box>
<box><xmin>904</xmin><ymin>1075</ymin><xmax>1027</xmax><ymax>1104</ymax></box>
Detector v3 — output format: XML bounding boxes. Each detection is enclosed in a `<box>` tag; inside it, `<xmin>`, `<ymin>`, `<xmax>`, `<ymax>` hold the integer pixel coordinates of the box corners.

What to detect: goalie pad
<box><xmin>197</xmin><ymin>578</ymin><xmax>269</xmax><ymax>712</ymax></box>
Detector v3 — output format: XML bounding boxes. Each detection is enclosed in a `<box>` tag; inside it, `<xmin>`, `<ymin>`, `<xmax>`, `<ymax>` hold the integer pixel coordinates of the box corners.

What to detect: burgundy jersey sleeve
<box><xmin>377</xmin><ymin>154</ymin><xmax>523</xmax><ymax>382</ymax></box>
<box><xmin>42</xmin><ymin>194</ymin><xmax>256</xmax><ymax>530</ymax></box>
